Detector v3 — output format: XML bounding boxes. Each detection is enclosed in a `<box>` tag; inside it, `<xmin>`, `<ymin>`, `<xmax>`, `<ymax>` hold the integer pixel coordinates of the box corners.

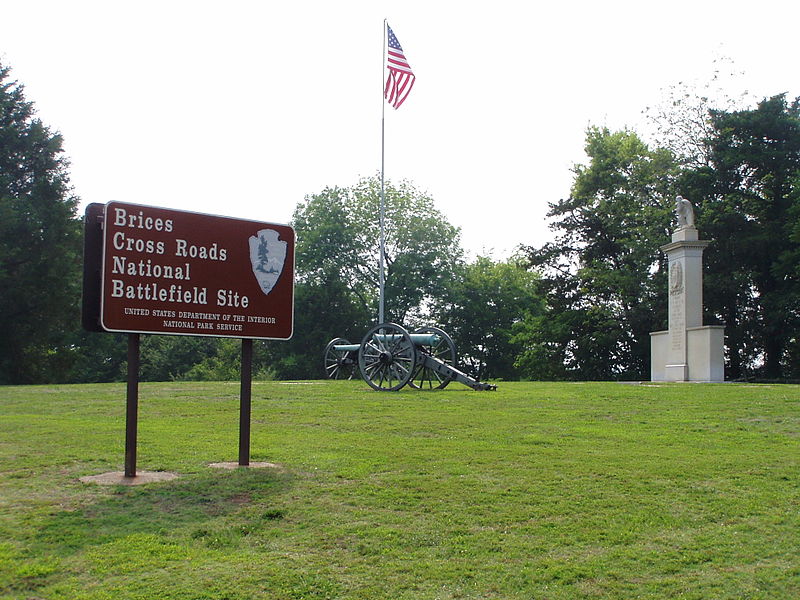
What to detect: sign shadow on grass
<box><xmin>32</xmin><ymin>468</ymin><xmax>292</xmax><ymax>555</ymax></box>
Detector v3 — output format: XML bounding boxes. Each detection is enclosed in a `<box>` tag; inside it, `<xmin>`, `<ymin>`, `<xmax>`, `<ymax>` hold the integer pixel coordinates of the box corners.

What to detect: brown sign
<box><xmin>99</xmin><ymin>201</ymin><xmax>294</xmax><ymax>339</ymax></box>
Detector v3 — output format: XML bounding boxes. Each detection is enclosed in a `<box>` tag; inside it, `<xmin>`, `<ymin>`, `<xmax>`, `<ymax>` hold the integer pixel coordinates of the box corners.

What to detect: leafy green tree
<box><xmin>292</xmin><ymin>175</ymin><xmax>463</xmax><ymax>324</ymax></box>
<box><xmin>270</xmin><ymin>175</ymin><xmax>464</xmax><ymax>380</ymax></box>
<box><xmin>0</xmin><ymin>63</ymin><xmax>82</xmax><ymax>383</ymax></box>
<box><xmin>62</xmin><ymin>331</ymin><xmax>127</xmax><ymax>383</ymax></box>
<box><xmin>261</xmin><ymin>277</ymin><xmax>372</xmax><ymax>380</ymax></box>
<box><xmin>517</xmin><ymin>127</ymin><xmax>679</xmax><ymax>380</ymax></box>
<box><xmin>432</xmin><ymin>256</ymin><xmax>543</xmax><ymax>380</ymax></box>
<box><xmin>138</xmin><ymin>336</ymin><xmax>226</xmax><ymax>381</ymax></box>
<box><xmin>182</xmin><ymin>338</ymin><xmax>249</xmax><ymax>381</ymax></box>
<box><xmin>684</xmin><ymin>94</ymin><xmax>800</xmax><ymax>378</ymax></box>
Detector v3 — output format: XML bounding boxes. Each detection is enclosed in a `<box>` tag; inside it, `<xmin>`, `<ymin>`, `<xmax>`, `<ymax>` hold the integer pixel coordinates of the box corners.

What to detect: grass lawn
<box><xmin>0</xmin><ymin>380</ymin><xmax>798</xmax><ymax>599</ymax></box>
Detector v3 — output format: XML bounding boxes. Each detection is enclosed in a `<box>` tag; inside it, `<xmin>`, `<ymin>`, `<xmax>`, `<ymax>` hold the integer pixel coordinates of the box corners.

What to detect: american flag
<box><xmin>384</xmin><ymin>24</ymin><xmax>415</xmax><ymax>109</ymax></box>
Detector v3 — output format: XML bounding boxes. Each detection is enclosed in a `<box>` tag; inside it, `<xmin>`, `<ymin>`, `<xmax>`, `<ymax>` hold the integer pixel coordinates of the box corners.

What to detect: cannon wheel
<box><xmin>409</xmin><ymin>326</ymin><xmax>457</xmax><ymax>390</ymax></box>
<box><xmin>324</xmin><ymin>337</ymin><xmax>355</xmax><ymax>380</ymax></box>
<box><xmin>358</xmin><ymin>323</ymin><xmax>416</xmax><ymax>391</ymax></box>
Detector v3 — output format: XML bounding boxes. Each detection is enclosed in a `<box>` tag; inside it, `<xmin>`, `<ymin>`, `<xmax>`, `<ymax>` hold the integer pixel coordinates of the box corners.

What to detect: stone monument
<box><xmin>650</xmin><ymin>196</ymin><xmax>725</xmax><ymax>381</ymax></box>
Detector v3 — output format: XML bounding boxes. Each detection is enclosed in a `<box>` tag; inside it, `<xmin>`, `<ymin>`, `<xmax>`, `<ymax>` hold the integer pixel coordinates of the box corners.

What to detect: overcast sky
<box><xmin>2</xmin><ymin>1</ymin><xmax>798</xmax><ymax>258</ymax></box>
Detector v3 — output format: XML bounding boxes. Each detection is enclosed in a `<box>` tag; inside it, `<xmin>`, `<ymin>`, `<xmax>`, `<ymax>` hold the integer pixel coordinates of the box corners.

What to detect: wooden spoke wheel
<box><xmin>409</xmin><ymin>326</ymin><xmax>457</xmax><ymax>390</ymax></box>
<box><xmin>358</xmin><ymin>323</ymin><xmax>416</xmax><ymax>391</ymax></box>
<box><xmin>323</xmin><ymin>337</ymin><xmax>356</xmax><ymax>380</ymax></box>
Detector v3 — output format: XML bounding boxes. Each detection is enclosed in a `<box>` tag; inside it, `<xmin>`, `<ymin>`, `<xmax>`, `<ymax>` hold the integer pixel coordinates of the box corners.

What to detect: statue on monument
<box><xmin>674</xmin><ymin>195</ymin><xmax>695</xmax><ymax>229</ymax></box>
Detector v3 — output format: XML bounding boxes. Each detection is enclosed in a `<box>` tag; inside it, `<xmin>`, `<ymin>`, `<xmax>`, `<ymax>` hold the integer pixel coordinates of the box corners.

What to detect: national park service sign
<box><xmin>87</xmin><ymin>201</ymin><xmax>294</xmax><ymax>339</ymax></box>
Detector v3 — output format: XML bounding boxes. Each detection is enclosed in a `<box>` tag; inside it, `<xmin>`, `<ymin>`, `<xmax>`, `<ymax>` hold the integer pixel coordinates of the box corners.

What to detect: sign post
<box><xmin>83</xmin><ymin>201</ymin><xmax>294</xmax><ymax>479</ymax></box>
<box><xmin>124</xmin><ymin>333</ymin><xmax>140</xmax><ymax>477</ymax></box>
<box><xmin>239</xmin><ymin>339</ymin><xmax>253</xmax><ymax>466</ymax></box>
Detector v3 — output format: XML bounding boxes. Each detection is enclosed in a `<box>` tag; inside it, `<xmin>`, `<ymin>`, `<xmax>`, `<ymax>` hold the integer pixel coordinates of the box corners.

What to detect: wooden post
<box><xmin>124</xmin><ymin>333</ymin><xmax>140</xmax><ymax>478</ymax></box>
<box><xmin>238</xmin><ymin>338</ymin><xmax>253</xmax><ymax>466</ymax></box>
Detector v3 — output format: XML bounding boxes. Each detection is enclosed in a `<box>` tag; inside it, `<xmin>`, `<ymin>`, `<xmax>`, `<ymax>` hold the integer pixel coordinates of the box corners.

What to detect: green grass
<box><xmin>0</xmin><ymin>380</ymin><xmax>798</xmax><ymax>599</ymax></box>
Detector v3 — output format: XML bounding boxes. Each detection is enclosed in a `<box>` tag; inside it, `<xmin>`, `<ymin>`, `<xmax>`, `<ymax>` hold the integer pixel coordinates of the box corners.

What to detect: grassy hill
<box><xmin>1</xmin><ymin>381</ymin><xmax>798</xmax><ymax>599</ymax></box>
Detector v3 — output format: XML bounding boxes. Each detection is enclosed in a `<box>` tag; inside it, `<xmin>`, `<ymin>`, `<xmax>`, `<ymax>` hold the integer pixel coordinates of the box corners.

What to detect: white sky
<box><xmin>2</xmin><ymin>0</ymin><xmax>798</xmax><ymax>258</ymax></box>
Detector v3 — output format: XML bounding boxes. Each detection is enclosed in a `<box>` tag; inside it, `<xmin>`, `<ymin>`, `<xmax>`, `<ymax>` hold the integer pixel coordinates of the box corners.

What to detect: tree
<box><xmin>137</xmin><ymin>336</ymin><xmax>227</xmax><ymax>381</ymax></box>
<box><xmin>0</xmin><ymin>63</ymin><xmax>82</xmax><ymax>384</ymax></box>
<box><xmin>517</xmin><ymin>128</ymin><xmax>679</xmax><ymax>380</ymax></box>
<box><xmin>683</xmin><ymin>94</ymin><xmax>800</xmax><ymax>379</ymax></box>
<box><xmin>261</xmin><ymin>277</ymin><xmax>372</xmax><ymax>380</ymax></box>
<box><xmin>292</xmin><ymin>175</ymin><xmax>463</xmax><ymax>324</ymax></box>
<box><xmin>432</xmin><ymin>256</ymin><xmax>543</xmax><ymax>380</ymax></box>
<box><xmin>643</xmin><ymin>57</ymin><xmax>754</xmax><ymax>169</ymax></box>
<box><xmin>258</xmin><ymin>175</ymin><xmax>463</xmax><ymax>380</ymax></box>
<box><xmin>62</xmin><ymin>330</ymin><xmax>128</xmax><ymax>383</ymax></box>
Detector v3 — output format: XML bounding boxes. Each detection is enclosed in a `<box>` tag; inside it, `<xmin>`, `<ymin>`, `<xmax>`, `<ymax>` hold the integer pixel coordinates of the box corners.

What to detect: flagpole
<box><xmin>379</xmin><ymin>19</ymin><xmax>387</xmax><ymax>325</ymax></box>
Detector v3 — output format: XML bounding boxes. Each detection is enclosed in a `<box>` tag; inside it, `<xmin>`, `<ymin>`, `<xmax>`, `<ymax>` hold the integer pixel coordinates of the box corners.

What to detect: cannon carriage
<box><xmin>324</xmin><ymin>322</ymin><xmax>496</xmax><ymax>391</ymax></box>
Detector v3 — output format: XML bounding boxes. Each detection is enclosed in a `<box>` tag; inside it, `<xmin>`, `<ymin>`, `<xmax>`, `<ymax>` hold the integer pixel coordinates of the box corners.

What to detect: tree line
<box><xmin>2</xmin><ymin>59</ymin><xmax>799</xmax><ymax>384</ymax></box>
<box><xmin>517</xmin><ymin>94</ymin><xmax>800</xmax><ymax>381</ymax></box>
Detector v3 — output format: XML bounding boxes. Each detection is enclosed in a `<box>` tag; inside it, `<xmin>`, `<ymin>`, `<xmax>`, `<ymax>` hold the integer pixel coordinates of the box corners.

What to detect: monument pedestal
<box><xmin>650</xmin><ymin>225</ymin><xmax>724</xmax><ymax>382</ymax></box>
<box><xmin>664</xmin><ymin>362</ymin><xmax>688</xmax><ymax>381</ymax></box>
<box><xmin>651</xmin><ymin>326</ymin><xmax>725</xmax><ymax>382</ymax></box>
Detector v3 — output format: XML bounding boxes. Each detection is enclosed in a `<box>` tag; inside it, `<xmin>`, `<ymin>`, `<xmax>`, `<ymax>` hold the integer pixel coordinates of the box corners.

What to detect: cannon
<box><xmin>324</xmin><ymin>323</ymin><xmax>496</xmax><ymax>391</ymax></box>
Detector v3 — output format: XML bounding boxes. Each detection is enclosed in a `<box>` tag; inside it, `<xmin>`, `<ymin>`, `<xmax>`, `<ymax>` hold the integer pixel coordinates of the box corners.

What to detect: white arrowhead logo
<box><xmin>248</xmin><ymin>229</ymin><xmax>287</xmax><ymax>295</ymax></box>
